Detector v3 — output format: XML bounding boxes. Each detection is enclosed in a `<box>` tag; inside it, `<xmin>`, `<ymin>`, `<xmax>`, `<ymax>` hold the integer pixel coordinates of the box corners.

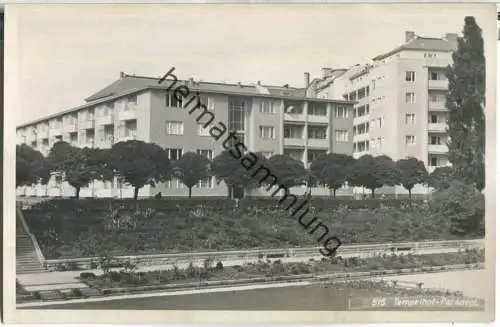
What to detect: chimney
<box><xmin>120</xmin><ymin>72</ymin><xmax>125</xmax><ymax>78</ymax></box>
<box><xmin>405</xmin><ymin>31</ymin><xmax>415</xmax><ymax>42</ymax></box>
<box><xmin>304</xmin><ymin>72</ymin><xmax>310</xmax><ymax>88</ymax></box>
<box><xmin>321</xmin><ymin>68</ymin><xmax>333</xmax><ymax>79</ymax></box>
<box><xmin>257</xmin><ymin>81</ymin><xmax>261</xmax><ymax>86</ymax></box>
<box><xmin>445</xmin><ymin>33</ymin><xmax>458</xmax><ymax>44</ymax></box>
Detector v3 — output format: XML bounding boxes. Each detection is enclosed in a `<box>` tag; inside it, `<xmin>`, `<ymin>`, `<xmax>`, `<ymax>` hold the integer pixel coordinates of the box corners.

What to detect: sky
<box><xmin>7</xmin><ymin>3</ymin><xmax>496</xmax><ymax>125</ymax></box>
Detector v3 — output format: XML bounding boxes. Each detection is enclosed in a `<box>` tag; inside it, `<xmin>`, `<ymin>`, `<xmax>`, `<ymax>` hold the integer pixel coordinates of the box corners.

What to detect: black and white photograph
<box><xmin>3</xmin><ymin>3</ymin><xmax>497</xmax><ymax>324</ymax></box>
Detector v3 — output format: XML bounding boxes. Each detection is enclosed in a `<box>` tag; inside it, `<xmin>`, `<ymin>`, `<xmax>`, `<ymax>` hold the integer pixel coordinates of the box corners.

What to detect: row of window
<box><xmin>166</xmin><ymin>92</ymin><xmax>349</xmax><ymax>118</ymax></box>
<box><xmin>353</xmin><ymin>104</ymin><xmax>370</xmax><ymax>118</ymax></box>
<box><xmin>405</xmin><ymin>70</ymin><xmax>445</xmax><ymax>82</ymax></box>
<box><xmin>20</xmin><ymin>99</ymin><xmax>138</xmax><ymax>137</ymax></box>
<box><xmin>353</xmin><ymin>134</ymin><xmax>446</xmax><ymax>152</ymax></box>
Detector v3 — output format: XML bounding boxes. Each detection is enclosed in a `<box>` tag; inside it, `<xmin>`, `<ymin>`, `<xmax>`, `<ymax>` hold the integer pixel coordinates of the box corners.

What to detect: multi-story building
<box><xmin>309</xmin><ymin>30</ymin><xmax>458</xmax><ymax>196</ymax></box>
<box><xmin>16</xmin><ymin>72</ymin><xmax>355</xmax><ymax>198</ymax></box>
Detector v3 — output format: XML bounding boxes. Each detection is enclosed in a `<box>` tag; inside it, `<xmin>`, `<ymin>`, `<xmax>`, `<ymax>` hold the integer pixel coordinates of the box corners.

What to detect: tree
<box><xmin>446</xmin><ymin>16</ymin><xmax>485</xmax><ymax>191</ymax></box>
<box><xmin>349</xmin><ymin>154</ymin><xmax>397</xmax><ymax>198</ymax></box>
<box><xmin>428</xmin><ymin>166</ymin><xmax>454</xmax><ymax>191</ymax></box>
<box><xmin>45</xmin><ymin>142</ymin><xmax>88</xmax><ymax>199</ymax></box>
<box><xmin>310</xmin><ymin>153</ymin><xmax>354</xmax><ymax>198</ymax></box>
<box><xmin>16</xmin><ymin>144</ymin><xmax>47</xmax><ymax>187</ymax></box>
<box><xmin>243</xmin><ymin>152</ymin><xmax>270</xmax><ymax>196</ymax></box>
<box><xmin>46</xmin><ymin>142</ymin><xmax>111</xmax><ymax>199</ymax></box>
<box><xmin>173</xmin><ymin>152</ymin><xmax>211</xmax><ymax>198</ymax></box>
<box><xmin>374</xmin><ymin>155</ymin><xmax>399</xmax><ymax>187</ymax></box>
<box><xmin>429</xmin><ymin>180</ymin><xmax>484</xmax><ymax>237</ymax></box>
<box><xmin>267</xmin><ymin>155</ymin><xmax>306</xmax><ymax>189</ymax></box>
<box><xmin>396</xmin><ymin>157</ymin><xmax>428</xmax><ymax>199</ymax></box>
<box><xmin>110</xmin><ymin>140</ymin><xmax>171</xmax><ymax>200</ymax></box>
<box><xmin>212</xmin><ymin>150</ymin><xmax>252</xmax><ymax>198</ymax></box>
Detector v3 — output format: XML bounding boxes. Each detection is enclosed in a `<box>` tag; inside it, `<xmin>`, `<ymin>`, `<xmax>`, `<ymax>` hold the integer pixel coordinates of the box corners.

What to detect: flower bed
<box><xmin>78</xmin><ymin>250</ymin><xmax>484</xmax><ymax>291</ymax></box>
<box><xmin>22</xmin><ymin>199</ymin><xmax>470</xmax><ymax>259</ymax></box>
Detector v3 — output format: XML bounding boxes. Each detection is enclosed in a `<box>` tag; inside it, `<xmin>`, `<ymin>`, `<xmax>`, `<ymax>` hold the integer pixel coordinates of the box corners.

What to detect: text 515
<box><xmin>371</xmin><ymin>297</ymin><xmax>387</xmax><ymax>307</ymax></box>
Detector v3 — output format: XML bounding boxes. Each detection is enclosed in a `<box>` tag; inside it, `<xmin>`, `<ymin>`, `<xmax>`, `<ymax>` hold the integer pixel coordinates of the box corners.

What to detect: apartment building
<box><xmin>16</xmin><ymin>72</ymin><xmax>355</xmax><ymax>198</ymax></box>
<box><xmin>309</xmin><ymin>31</ymin><xmax>458</xmax><ymax>196</ymax></box>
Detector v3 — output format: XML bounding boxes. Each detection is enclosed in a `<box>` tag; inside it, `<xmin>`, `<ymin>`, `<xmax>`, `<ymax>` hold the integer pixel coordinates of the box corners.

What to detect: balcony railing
<box><xmin>307</xmin><ymin>115</ymin><xmax>329</xmax><ymax>124</ymax></box>
<box><xmin>79</xmin><ymin>119</ymin><xmax>95</xmax><ymax>130</ymax></box>
<box><xmin>308</xmin><ymin>138</ymin><xmax>329</xmax><ymax>148</ymax></box>
<box><xmin>284</xmin><ymin>112</ymin><xmax>306</xmax><ymax>122</ymax></box>
<box><xmin>96</xmin><ymin>115</ymin><xmax>114</xmax><ymax>125</ymax></box>
<box><xmin>428</xmin><ymin>123</ymin><xmax>447</xmax><ymax>133</ymax></box>
<box><xmin>64</xmin><ymin>122</ymin><xmax>78</xmax><ymax>133</ymax></box>
<box><xmin>119</xmin><ymin>109</ymin><xmax>136</xmax><ymax>121</ymax></box>
<box><xmin>428</xmin><ymin>144</ymin><xmax>448</xmax><ymax>154</ymax></box>
<box><xmin>283</xmin><ymin>137</ymin><xmax>305</xmax><ymax>147</ymax></box>
<box><xmin>428</xmin><ymin>79</ymin><xmax>448</xmax><ymax>90</ymax></box>
<box><xmin>428</xmin><ymin>101</ymin><xmax>447</xmax><ymax>111</ymax></box>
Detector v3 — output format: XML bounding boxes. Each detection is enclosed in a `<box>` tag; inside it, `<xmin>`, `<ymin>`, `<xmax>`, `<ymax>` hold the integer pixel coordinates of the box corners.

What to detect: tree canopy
<box><xmin>174</xmin><ymin>152</ymin><xmax>211</xmax><ymax>198</ymax></box>
<box><xmin>396</xmin><ymin>157</ymin><xmax>428</xmax><ymax>198</ymax></box>
<box><xmin>310</xmin><ymin>153</ymin><xmax>354</xmax><ymax>198</ymax></box>
<box><xmin>16</xmin><ymin>144</ymin><xmax>47</xmax><ymax>187</ymax></box>
<box><xmin>110</xmin><ymin>140</ymin><xmax>171</xmax><ymax>199</ymax></box>
<box><xmin>446</xmin><ymin>16</ymin><xmax>485</xmax><ymax>191</ymax></box>
<box><xmin>267</xmin><ymin>154</ymin><xmax>306</xmax><ymax>189</ymax></box>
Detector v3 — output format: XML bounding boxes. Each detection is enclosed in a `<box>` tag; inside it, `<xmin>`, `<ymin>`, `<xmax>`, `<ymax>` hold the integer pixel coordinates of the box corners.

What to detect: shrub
<box><xmin>67</xmin><ymin>261</ymin><xmax>80</xmax><ymax>271</ymax></box>
<box><xmin>429</xmin><ymin>180</ymin><xmax>484</xmax><ymax>237</ymax></box>
<box><xmin>72</xmin><ymin>288</ymin><xmax>83</xmax><ymax>297</ymax></box>
<box><xmin>215</xmin><ymin>261</ymin><xmax>224</xmax><ymax>271</ymax></box>
<box><xmin>79</xmin><ymin>272</ymin><xmax>96</xmax><ymax>279</ymax></box>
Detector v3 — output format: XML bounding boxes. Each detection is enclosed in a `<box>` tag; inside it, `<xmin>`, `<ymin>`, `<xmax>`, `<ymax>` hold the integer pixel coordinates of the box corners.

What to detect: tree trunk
<box><xmin>134</xmin><ymin>187</ymin><xmax>139</xmax><ymax>200</ymax></box>
<box><xmin>75</xmin><ymin>186</ymin><xmax>81</xmax><ymax>199</ymax></box>
<box><xmin>371</xmin><ymin>188</ymin><xmax>375</xmax><ymax>198</ymax></box>
<box><xmin>333</xmin><ymin>189</ymin><xmax>337</xmax><ymax>198</ymax></box>
<box><xmin>408</xmin><ymin>188</ymin><xmax>412</xmax><ymax>200</ymax></box>
<box><xmin>188</xmin><ymin>187</ymin><xmax>192</xmax><ymax>199</ymax></box>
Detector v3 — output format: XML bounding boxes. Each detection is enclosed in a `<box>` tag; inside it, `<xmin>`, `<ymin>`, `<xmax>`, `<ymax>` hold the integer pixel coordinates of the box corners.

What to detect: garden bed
<box><xmin>22</xmin><ymin>199</ymin><xmax>473</xmax><ymax>259</ymax></box>
<box><xmin>78</xmin><ymin>251</ymin><xmax>484</xmax><ymax>292</ymax></box>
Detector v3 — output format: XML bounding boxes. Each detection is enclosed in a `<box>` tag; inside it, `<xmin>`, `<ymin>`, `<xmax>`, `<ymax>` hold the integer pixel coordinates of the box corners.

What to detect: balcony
<box><xmin>428</xmin><ymin>144</ymin><xmax>448</xmax><ymax>154</ymax></box>
<box><xmin>49</xmin><ymin>126</ymin><xmax>62</xmax><ymax>136</ymax></box>
<box><xmin>64</xmin><ymin>123</ymin><xmax>78</xmax><ymax>133</ymax></box>
<box><xmin>96</xmin><ymin>115</ymin><xmax>114</xmax><ymax>125</ymax></box>
<box><xmin>428</xmin><ymin>123</ymin><xmax>447</xmax><ymax>133</ymax></box>
<box><xmin>118</xmin><ymin>135</ymin><xmax>137</xmax><ymax>142</ymax></box>
<box><xmin>428</xmin><ymin>80</ymin><xmax>448</xmax><ymax>90</ymax></box>
<box><xmin>284</xmin><ymin>138</ymin><xmax>305</xmax><ymax>147</ymax></box>
<box><xmin>307</xmin><ymin>114</ymin><xmax>329</xmax><ymax>124</ymax></box>
<box><xmin>428</xmin><ymin>101</ymin><xmax>447</xmax><ymax>111</ymax></box>
<box><xmin>36</xmin><ymin>129</ymin><xmax>49</xmax><ymax>139</ymax></box>
<box><xmin>284</xmin><ymin>112</ymin><xmax>306</xmax><ymax>122</ymax></box>
<box><xmin>308</xmin><ymin>138</ymin><xmax>329</xmax><ymax>148</ymax></box>
<box><xmin>79</xmin><ymin>119</ymin><xmax>95</xmax><ymax>130</ymax></box>
<box><xmin>119</xmin><ymin>109</ymin><xmax>136</xmax><ymax>121</ymax></box>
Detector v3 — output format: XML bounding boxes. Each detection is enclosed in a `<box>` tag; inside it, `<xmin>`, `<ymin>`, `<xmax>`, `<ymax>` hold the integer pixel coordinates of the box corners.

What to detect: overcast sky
<box><xmin>7</xmin><ymin>3</ymin><xmax>496</xmax><ymax>125</ymax></box>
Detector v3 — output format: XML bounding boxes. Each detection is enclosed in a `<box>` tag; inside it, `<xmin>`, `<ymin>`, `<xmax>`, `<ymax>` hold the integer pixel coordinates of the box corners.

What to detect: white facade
<box><xmin>311</xmin><ymin>31</ymin><xmax>458</xmax><ymax>196</ymax></box>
